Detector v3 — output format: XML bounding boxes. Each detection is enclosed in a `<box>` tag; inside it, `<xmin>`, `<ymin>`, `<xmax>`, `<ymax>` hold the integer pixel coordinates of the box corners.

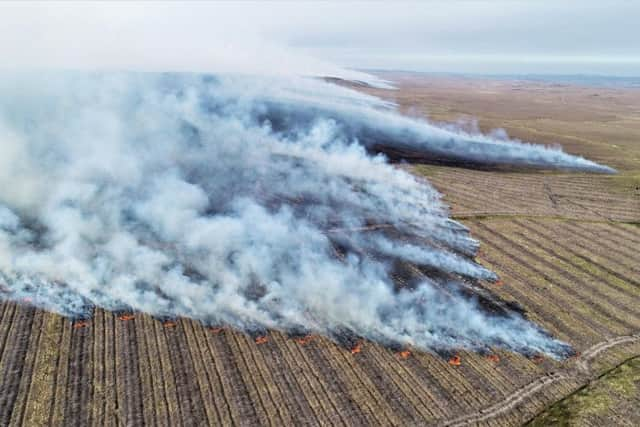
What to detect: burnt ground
<box><xmin>0</xmin><ymin>73</ymin><xmax>639</xmax><ymax>426</ymax></box>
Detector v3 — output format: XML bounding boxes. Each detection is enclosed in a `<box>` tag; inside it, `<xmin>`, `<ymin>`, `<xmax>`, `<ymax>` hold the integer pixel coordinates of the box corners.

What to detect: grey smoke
<box><xmin>0</xmin><ymin>71</ymin><xmax>609</xmax><ymax>357</ymax></box>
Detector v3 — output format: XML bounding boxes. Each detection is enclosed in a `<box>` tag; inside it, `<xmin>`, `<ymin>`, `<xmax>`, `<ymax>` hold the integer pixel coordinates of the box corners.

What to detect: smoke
<box><xmin>0</xmin><ymin>2</ymin><xmax>391</xmax><ymax>89</ymax></box>
<box><xmin>0</xmin><ymin>70</ymin><xmax>612</xmax><ymax>358</ymax></box>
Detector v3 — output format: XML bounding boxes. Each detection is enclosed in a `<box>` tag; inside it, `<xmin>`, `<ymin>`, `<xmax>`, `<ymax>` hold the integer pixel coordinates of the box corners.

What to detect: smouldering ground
<box><xmin>0</xmin><ymin>73</ymin><xmax>639</xmax><ymax>426</ymax></box>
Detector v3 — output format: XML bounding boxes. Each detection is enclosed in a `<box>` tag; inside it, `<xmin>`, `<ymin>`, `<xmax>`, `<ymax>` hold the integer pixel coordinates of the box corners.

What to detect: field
<box><xmin>0</xmin><ymin>73</ymin><xmax>639</xmax><ymax>426</ymax></box>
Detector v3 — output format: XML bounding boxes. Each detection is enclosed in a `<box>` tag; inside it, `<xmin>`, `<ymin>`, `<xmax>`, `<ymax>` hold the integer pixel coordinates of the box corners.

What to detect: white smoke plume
<box><xmin>0</xmin><ymin>71</ymin><xmax>613</xmax><ymax>358</ymax></box>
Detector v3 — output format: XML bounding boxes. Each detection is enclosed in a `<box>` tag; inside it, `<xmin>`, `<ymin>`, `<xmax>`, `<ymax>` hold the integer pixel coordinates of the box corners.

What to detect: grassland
<box><xmin>527</xmin><ymin>356</ymin><xmax>640</xmax><ymax>426</ymax></box>
<box><xmin>0</xmin><ymin>73</ymin><xmax>638</xmax><ymax>426</ymax></box>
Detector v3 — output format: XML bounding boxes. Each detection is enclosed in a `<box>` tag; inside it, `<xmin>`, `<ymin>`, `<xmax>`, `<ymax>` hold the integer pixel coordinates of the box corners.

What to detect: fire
<box><xmin>448</xmin><ymin>355</ymin><xmax>462</xmax><ymax>366</ymax></box>
<box><xmin>118</xmin><ymin>313</ymin><xmax>135</xmax><ymax>321</ymax></box>
<box><xmin>209</xmin><ymin>327</ymin><xmax>224</xmax><ymax>334</ymax></box>
<box><xmin>531</xmin><ymin>354</ymin><xmax>545</xmax><ymax>364</ymax></box>
<box><xmin>351</xmin><ymin>341</ymin><xmax>363</xmax><ymax>355</ymax></box>
<box><xmin>486</xmin><ymin>354</ymin><xmax>500</xmax><ymax>363</ymax></box>
<box><xmin>163</xmin><ymin>320</ymin><xmax>177</xmax><ymax>328</ymax></box>
<box><xmin>294</xmin><ymin>335</ymin><xmax>315</xmax><ymax>345</ymax></box>
<box><xmin>494</xmin><ymin>280</ymin><xmax>504</xmax><ymax>286</ymax></box>
<box><xmin>73</xmin><ymin>320</ymin><xmax>89</xmax><ymax>329</ymax></box>
<box><xmin>255</xmin><ymin>335</ymin><xmax>269</xmax><ymax>345</ymax></box>
<box><xmin>397</xmin><ymin>350</ymin><xmax>411</xmax><ymax>359</ymax></box>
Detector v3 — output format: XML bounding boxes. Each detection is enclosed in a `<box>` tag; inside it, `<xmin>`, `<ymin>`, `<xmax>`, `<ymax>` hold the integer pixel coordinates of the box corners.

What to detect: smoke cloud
<box><xmin>0</xmin><ymin>70</ymin><xmax>611</xmax><ymax>358</ymax></box>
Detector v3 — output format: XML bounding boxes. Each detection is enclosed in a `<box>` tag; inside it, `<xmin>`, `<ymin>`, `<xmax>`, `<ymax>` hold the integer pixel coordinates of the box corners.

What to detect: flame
<box><xmin>494</xmin><ymin>280</ymin><xmax>504</xmax><ymax>286</ymax></box>
<box><xmin>118</xmin><ymin>313</ymin><xmax>135</xmax><ymax>321</ymax></box>
<box><xmin>351</xmin><ymin>341</ymin><xmax>363</xmax><ymax>355</ymax></box>
<box><xmin>397</xmin><ymin>350</ymin><xmax>411</xmax><ymax>359</ymax></box>
<box><xmin>163</xmin><ymin>320</ymin><xmax>177</xmax><ymax>328</ymax></box>
<box><xmin>255</xmin><ymin>335</ymin><xmax>269</xmax><ymax>345</ymax></box>
<box><xmin>486</xmin><ymin>354</ymin><xmax>500</xmax><ymax>363</ymax></box>
<box><xmin>448</xmin><ymin>355</ymin><xmax>462</xmax><ymax>366</ymax></box>
<box><xmin>209</xmin><ymin>327</ymin><xmax>224</xmax><ymax>334</ymax></box>
<box><xmin>294</xmin><ymin>335</ymin><xmax>315</xmax><ymax>345</ymax></box>
<box><xmin>73</xmin><ymin>320</ymin><xmax>89</xmax><ymax>329</ymax></box>
<box><xmin>531</xmin><ymin>354</ymin><xmax>545</xmax><ymax>364</ymax></box>
<box><xmin>564</xmin><ymin>353</ymin><xmax>581</xmax><ymax>363</ymax></box>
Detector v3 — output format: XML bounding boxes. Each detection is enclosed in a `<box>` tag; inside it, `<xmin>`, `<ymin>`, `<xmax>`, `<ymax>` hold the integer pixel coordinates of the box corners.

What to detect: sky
<box><xmin>1</xmin><ymin>1</ymin><xmax>639</xmax><ymax>76</ymax></box>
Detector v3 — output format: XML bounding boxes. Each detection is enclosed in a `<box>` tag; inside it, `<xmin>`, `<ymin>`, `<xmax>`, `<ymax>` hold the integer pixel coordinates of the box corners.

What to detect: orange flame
<box><xmin>118</xmin><ymin>313</ymin><xmax>135</xmax><ymax>321</ymax></box>
<box><xmin>163</xmin><ymin>320</ymin><xmax>177</xmax><ymax>328</ymax></box>
<box><xmin>486</xmin><ymin>354</ymin><xmax>500</xmax><ymax>363</ymax></box>
<box><xmin>73</xmin><ymin>320</ymin><xmax>89</xmax><ymax>329</ymax></box>
<box><xmin>255</xmin><ymin>335</ymin><xmax>269</xmax><ymax>345</ymax></box>
<box><xmin>398</xmin><ymin>350</ymin><xmax>411</xmax><ymax>359</ymax></box>
<box><xmin>449</xmin><ymin>355</ymin><xmax>462</xmax><ymax>366</ymax></box>
<box><xmin>351</xmin><ymin>341</ymin><xmax>363</xmax><ymax>355</ymax></box>
<box><xmin>295</xmin><ymin>335</ymin><xmax>315</xmax><ymax>345</ymax></box>
<box><xmin>209</xmin><ymin>327</ymin><xmax>224</xmax><ymax>334</ymax></box>
<box><xmin>494</xmin><ymin>280</ymin><xmax>504</xmax><ymax>286</ymax></box>
<box><xmin>531</xmin><ymin>354</ymin><xmax>545</xmax><ymax>364</ymax></box>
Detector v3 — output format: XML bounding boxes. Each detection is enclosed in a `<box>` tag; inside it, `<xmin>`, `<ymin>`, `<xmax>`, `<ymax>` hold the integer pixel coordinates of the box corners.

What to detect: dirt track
<box><xmin>446</xmin><ymin>335</ymin><xmax>640</xmax><ymax>426</ymax></box>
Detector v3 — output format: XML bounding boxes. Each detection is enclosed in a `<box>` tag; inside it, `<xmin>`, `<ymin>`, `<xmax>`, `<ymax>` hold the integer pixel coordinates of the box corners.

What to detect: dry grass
<box><xmin>0</xmin><ymin>73</ymin><xmax>639</xmax><ymax>426</ymax></box>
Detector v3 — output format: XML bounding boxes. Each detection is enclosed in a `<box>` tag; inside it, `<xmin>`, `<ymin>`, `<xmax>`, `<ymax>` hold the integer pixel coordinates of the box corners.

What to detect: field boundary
<box><xmin>440</xmin><ymin>333</ymin><xmax>640</xmax><ymax>426</ymax></box>
<box><xmin>452</xmin><ymin>213</ymin><xmax>639</xmax><ymax>224</ymax></box>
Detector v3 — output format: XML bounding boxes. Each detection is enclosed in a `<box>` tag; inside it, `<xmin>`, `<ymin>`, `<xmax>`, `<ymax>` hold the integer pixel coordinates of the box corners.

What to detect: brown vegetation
<box><xmin>0</xmin><ymin>73</ymin><xmax>638</xmax><ymax>425</ymax></box>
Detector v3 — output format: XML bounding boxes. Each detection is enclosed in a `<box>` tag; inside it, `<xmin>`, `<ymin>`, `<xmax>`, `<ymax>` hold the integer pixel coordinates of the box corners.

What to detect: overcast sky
<box><xmin>1</xmin><ymin>1</ymin><xmax>639</xmax><ymax>76</ymax></box>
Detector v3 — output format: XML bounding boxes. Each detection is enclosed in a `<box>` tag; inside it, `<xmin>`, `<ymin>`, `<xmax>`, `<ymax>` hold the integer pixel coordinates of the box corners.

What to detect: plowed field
<box><xmin>1</xmin><ymin>73</ymin><xmax>638</xmax><ymax>426</ymax></box>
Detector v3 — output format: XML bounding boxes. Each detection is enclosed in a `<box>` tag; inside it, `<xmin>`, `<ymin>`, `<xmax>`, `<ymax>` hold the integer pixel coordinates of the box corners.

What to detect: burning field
<box><xmin>0</xmin><ymin>71</ymin><xmax>613</xmax><ymax>358</ymax></box>
<box><xmin>0</xmin><ymin>72</ymin><xmax>638</xmax><ymax>426</ymax></box>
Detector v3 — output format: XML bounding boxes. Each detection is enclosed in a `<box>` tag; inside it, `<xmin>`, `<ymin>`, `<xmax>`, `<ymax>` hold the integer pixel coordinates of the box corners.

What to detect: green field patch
<box><xmin>527</xmin><ymin>356</ymin><xmax>640</xmax><ymax>426</ymax></box>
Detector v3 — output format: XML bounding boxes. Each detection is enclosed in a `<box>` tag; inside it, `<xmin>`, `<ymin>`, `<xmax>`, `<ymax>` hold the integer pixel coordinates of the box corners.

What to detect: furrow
<box><xmin>179</xmin><ymin>319</ymin><xmax>224</xmax><ymax>426</ymax></box>
<box><xmin>162</xmin><ymin>320</ymin><xmax>208</xmax><ymax>425</ymax></box>
<box><xmin>370</xmin><ymin>345</ymin><xmax>449</xmax><ymax>419</ymax></box>
<box><xmin>562</xmin><ymin>222</ymin><xmax>640</xmax><ymax>274</ymax></box>
<box><xmin>252</xmin><ymin>332</ymin><xmax>321</xmax><ymax>425</ymax></box>
<box><xmin>114</xmin><ymin>317</ymin><xmax>144</xmax><ymax>426</ymax></box>
<box><xmin>21</xmin><ymin>312</ymin><xmax>64</xmax><ymax>426</ymax></box>
<box><xmin>270</xmin><ymin>333</ymin><xmax>345</xmax><ymax>426</ymax></box>
<box><xmin>507</xmin><ymin>223</ymin><xmax>640</xmax><ymax>328</ymax></box>
<box><xmin>514</xmin><ymin>220</ymin><xmax>640</xmax><ymax>297</ymax></box>
<box><xmin>472</xmin><ymin>225</ymin><xmax>605</xmax><ymax>344</ymax></box>
<box><xmin>207</xmin><ymin>330</ymin><xmax>262</xmax><ymax>426</ymax></box>
<box><xmin>302</xmin><ymin>338</ymin><xmax>371</xmax><ymax>425</ymax></box>
<box><xmin>49</xmin><ymin>317</ymin><xmax>72</xmax><ymax>426</ymax></box>
<box><xmin>9</xmin><ymin>308</ymin><xmax>45</xmax><ymax>426</ymax></box>
<box><xmin>0</xmin><ymin>305</ymin><xmax>37</xmax><ymax>424</ymax></box>
<box><xmin>192</xmin><ymin>324</ymin><xmax>236</xmax><ymax>425</ymax></box>
<box><xmin>231</xmin><ymin>332</ymin><xmax>293</xmax><ymax>425</ymax></box>
<box><xmin>135</xmin><ymin>315</ymin><xmax>160</xmax><ymax>426</ymax></box>
<box><xmin>151</xmin><ymin>316</ymin><xmax>182</xmax><ymax>426</ymax></box>
<box><xmin>476</xmin><ymin>222</ymin><xmax>631</xmax><ymax>336</ymax></box>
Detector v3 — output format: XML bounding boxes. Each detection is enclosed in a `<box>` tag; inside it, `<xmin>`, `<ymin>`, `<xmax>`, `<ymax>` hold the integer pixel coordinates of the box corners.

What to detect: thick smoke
<box><xmin>0</xmin><ymin>71</ymin><xmax>609</xmax><ymax>358</ymax></box>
